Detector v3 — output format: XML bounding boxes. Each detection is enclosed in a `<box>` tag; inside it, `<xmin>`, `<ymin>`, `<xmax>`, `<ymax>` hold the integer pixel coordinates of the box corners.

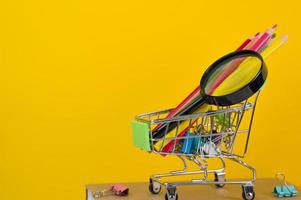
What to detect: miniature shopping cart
<box><xmin>131</xmin><ymin>92</ymin><xmax>261</xmax><ymax>200</ymax></box>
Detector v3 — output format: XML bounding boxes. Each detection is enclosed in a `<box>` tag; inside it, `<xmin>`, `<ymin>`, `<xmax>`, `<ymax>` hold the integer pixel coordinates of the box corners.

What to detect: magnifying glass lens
<box><xmin>204</xmin><ymin>55</ymin><xmax>262</xmax><ymax>96</ymax></box>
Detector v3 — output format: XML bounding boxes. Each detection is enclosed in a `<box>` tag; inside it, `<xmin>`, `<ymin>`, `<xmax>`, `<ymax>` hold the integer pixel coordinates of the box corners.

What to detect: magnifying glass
<box><xmin>152</xmin><ymin>50</ymin><xmax>268</xmax><ymax>140</ymax></box>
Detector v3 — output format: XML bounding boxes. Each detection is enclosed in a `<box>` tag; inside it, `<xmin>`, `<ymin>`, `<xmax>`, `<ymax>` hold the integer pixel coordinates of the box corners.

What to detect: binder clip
<box><xmin>201</xmin><ymin>141</ymin><xmax>219</xmax><ymax>155</ymax></box>
<box><xmin>181</xmin><ymin>132</ymin><xmax>194</xmax><ymax>154</ymax></box>
<box><xmin>92</xmin><ymin>184</ymin><xmax>129</xmax><ymax>199</ymax></box>
<box><xmin>273</xmin><ymin>173</ymin><xmax>298</xmax><ymax>197</ymax></box>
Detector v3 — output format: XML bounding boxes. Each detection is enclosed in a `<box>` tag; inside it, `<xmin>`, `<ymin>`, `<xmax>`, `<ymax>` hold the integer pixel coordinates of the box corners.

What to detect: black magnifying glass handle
<box><xmin>152</xmin><ymin>94</ymin><xmax>207</xmax><ymax>140</ymax></box>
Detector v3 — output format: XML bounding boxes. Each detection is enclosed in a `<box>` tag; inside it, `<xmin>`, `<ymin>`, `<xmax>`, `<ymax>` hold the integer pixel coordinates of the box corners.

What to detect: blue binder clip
<box><xmin>181</xmin><ymin>130</ymin><xmax>207</xmax><ymax>154</ymax></box>
<box><xmin>273</xmin><ymin>173</ymin><xmax>298</xmax><ymax>197</ymax></box>
<box><xmin>181</xmin><ymin>132</ymin><xmax>194</xmax><ymax>154</ymax></box>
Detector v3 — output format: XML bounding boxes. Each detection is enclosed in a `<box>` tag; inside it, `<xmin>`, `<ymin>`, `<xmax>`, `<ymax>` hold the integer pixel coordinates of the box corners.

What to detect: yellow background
<box><xmin>0</xmin><ymin>0</ymin><xmax>300</xmax><ymax>199</ymax></box>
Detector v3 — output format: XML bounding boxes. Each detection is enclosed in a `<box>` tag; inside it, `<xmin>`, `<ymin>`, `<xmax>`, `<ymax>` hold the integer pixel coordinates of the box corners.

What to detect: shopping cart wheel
<box><xmin>242</xmin><ymin>185</ymin><xmax>255</xmax><ymax>200</ymax></box>
<box><xmin>165</xmin><ymin>185</ymin><xmax>178</xmax><ymax>200</ymax></box>
<box><xmin>165</xmin><ymin>193</ymin><xmax>178</xmax><ymax>200</ymax></box>
<box><xmin>149</xmin><ymin>179</ymin><xmax>161</xmax><ymax>194</ymax></box>
<box><xmin>214</xmin><ymin>171</ymin><xmax>226</xmax><ymax>188</ymax></box>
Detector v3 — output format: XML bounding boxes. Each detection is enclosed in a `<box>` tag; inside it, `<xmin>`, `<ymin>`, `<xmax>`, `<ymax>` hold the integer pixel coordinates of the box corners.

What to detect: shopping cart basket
<box><xmin>131</xmin><ymin>92</ymin><xmax>261</xmax><ymax>200</ymax></box>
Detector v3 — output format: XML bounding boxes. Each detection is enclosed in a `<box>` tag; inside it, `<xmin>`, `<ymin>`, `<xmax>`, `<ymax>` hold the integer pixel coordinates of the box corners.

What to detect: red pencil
<box><xmin>236</xmin><ymin>32</ymin><xmax>260</xmax><ymax>51</ymax></box>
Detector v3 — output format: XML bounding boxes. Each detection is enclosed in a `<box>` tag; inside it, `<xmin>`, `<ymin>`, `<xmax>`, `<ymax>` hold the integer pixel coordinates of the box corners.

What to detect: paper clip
<box><xmin>92</xmin><ymin>184</ymin><xmax>129</xmax><ymax>199</ymax></box>
<box><xmin>273</xmin><ymin>172</ymin><xmax>298</xmax><ymax>198</ymax></box>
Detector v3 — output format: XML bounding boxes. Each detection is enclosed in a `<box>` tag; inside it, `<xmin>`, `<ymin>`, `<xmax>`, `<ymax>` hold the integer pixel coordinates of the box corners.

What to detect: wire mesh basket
<box><xmin>132</xmin><ymin>92</ymin><xmax>261</xmax><ymax>200</ymax></box>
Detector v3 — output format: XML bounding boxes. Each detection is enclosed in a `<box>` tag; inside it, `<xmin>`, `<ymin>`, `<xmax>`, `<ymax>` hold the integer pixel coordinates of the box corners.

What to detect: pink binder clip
<box><xmin>111</xmin><ymin>184</ymin><xmax>129</xmax><ymax>196</ymax></box>
<box><xmin>92</xmin><ymin>184</ymin><xmax>129</xmax><ymax>199</ymax></box>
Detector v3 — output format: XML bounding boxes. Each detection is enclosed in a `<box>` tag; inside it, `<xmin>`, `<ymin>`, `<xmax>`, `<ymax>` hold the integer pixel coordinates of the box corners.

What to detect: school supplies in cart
<box><xmin>131</xmin><ymin>25</ymin><xmax>288</xmax><ymax>200</ymax></box>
